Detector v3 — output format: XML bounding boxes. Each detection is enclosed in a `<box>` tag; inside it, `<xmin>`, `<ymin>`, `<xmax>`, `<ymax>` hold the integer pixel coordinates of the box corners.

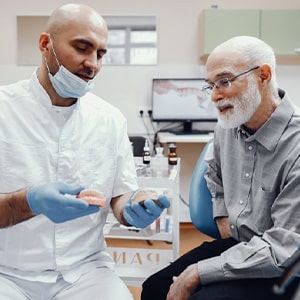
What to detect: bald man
<box><xmin>141</xmin><ymin>36</ymin><xmax>300</xmax><ymax>300</ymax></box>
<box><xmin>0</xmin><ymin>3</ymin><xmax>170</xmax><ymax>299</ymax></box>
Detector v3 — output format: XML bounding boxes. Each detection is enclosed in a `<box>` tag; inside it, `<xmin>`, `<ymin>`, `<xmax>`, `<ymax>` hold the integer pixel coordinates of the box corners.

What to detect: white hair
<box><xmin>213</xmin><ymin>36</ymin><xmax>278</xmax><ymax>96</ymax></box>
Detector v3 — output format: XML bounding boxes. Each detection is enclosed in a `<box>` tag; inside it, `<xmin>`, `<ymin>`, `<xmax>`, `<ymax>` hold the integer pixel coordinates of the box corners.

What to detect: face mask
<box><xmin>46</xmin><ymin>38</ymin><xmax>95</xmax><ymax>99</ymax></box>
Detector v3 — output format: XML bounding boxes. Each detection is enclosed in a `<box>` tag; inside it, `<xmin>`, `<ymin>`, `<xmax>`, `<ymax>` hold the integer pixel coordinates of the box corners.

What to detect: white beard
<box><xmin>215</xmin><ymin>79</ymin><xmax>261</xmax><ymax>129</ymax></box>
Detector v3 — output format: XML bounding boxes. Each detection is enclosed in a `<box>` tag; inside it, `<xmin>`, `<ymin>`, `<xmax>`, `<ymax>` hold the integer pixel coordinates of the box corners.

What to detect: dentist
<box><xmin>0</xmin><ymin>3</ymin><xmax>169</xmax><ymax>300</ymax></box>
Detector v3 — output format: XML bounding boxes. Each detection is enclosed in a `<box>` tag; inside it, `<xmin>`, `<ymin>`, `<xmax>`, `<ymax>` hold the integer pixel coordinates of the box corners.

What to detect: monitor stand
<box><xmin>169</xmin><ymin>121</ymin><xmax>213</xmax><ymax>135</ymax></box>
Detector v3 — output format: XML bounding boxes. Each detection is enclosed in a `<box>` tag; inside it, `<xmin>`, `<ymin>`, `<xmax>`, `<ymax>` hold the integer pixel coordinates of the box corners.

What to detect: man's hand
<box><xmin>123</xmin><ymin>193</ymin><xmax>170</xmax><ymax>228</ymax></box>
<box><xmin>167</xmin><ymin>264</ymin><xmax>200</xmax><ymax>300</ymax></box>
<box><xmin>26</xmin><ymin>182</ymin><xmax>99</xmax><ymax>223</ymax></box>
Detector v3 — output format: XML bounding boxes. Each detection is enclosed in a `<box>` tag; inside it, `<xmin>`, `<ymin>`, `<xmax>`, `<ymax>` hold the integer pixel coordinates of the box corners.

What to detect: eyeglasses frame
<box><xmin>202</xmin><ymin>66</ymin><xmax>260</xmax><ymax>94</ymax></box>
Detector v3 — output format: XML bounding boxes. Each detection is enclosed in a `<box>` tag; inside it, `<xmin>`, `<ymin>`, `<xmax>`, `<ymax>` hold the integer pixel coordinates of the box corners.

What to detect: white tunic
<box><xmin>0</xmin><ymin>71</ymin><xmax>138</xmax><ymax>283</ymax></box>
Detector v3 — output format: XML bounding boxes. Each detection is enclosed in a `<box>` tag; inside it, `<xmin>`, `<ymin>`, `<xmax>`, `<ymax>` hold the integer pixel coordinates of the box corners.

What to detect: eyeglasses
<box><xmin>202</xmin><ymin>66</ymin><xmax>259</xmax><ymax>94</ymax></box>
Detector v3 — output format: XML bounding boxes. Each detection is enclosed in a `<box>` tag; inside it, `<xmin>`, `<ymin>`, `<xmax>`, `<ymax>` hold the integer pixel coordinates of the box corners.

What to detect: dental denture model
<box><xmin>131</xmin><ymin>189</ymin><xmax>162</xmax><ymax>208</ymax></box>
<box><xmin>77</xmin><ymin>189</ymin><xmax>106</xmax><ymax>207</ymax></box>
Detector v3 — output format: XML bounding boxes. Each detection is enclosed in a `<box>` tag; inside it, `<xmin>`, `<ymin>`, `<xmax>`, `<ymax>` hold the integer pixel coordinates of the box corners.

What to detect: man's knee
<box><xmin>141</xmin><ymin>272</ymin><xmax>173</xmax><ymax>300</ymax></box>
<box><xmin>142</xmin><ymin>273</ymin><xmax>156</xmax><ymax>293</ymax></box>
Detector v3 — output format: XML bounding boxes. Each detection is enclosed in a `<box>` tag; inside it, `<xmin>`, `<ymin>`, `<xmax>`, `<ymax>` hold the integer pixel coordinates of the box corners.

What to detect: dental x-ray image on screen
<box><xmin>152</xmin><ymin>78</ymin><xmax>218</xmax><ymax>134</ymax></box>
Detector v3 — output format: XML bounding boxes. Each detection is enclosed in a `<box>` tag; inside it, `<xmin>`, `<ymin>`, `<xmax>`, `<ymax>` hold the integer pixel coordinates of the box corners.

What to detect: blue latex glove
<box><xmin>123</xmin><ymin>194</ymin><xmax>170</xmax><ymax>228</ymax></box>
<box><xmin>26</xmin><ymin>182</ymin><xmax>99</xmax><ymax>223</ymax></box>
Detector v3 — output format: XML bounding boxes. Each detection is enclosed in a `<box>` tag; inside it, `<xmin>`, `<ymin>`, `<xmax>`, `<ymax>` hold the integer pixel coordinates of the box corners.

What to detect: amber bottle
<box><xmin>168</xmin><ymin>143</ymin><xmax>178</xmax><ymax>165</ymax></box>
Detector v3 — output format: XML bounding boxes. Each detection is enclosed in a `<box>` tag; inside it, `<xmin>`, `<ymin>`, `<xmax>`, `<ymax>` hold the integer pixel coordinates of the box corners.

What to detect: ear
<box><xmin>258</xmin><ymin>64</ymin><xmax>272</xmax><ymax>84</ymax></box>
<box><xmin>39</xmin><ymin>32</ymin><xmax>51</xmax><ymax>56</ymax></box>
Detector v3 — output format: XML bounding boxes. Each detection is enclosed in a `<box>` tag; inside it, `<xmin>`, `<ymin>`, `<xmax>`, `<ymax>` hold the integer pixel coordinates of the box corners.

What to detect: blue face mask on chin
<box><xmin>46</xmin><ymin>38</ymin><xmax>95</xmax><ymax>99</ymax></box>
<box><xmin>48</xmin><ymin>65</ymin><xmax>95</xmax><ymax>99</ymax></box>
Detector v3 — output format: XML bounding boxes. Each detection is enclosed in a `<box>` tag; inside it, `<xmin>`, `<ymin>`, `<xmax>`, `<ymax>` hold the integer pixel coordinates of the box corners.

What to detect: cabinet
<box><xmin>261</xmin><ymin>10</ymin><xmax>300</xmax><ymax>56</ymax></box>
<box><xmin>105</xmin><ymin>157</ymin><xmax>180</xmax><ymax>286</ymax></box>
<box><xmin>201</xmin><ymin>9</ymin><xmax>260</xmax><ymax>55</ymax></box>
<box><xmin>201</xmin><ymin>9</ymin><xmax>300</xmax><ymax>57</ymax></box>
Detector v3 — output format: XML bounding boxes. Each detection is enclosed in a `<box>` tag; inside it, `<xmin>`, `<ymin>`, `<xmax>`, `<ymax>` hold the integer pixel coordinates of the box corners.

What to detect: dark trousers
<box><xmin>141</xmin><ymin>238</ymin><xmax>300</xmax><ymax>300</ymax></box>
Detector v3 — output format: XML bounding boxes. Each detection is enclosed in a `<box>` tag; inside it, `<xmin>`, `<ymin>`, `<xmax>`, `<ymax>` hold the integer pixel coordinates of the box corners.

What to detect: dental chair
<box><xmin>189</xmin><ymin>138</ymin><xmax>220</xmax><ymax>239</ymax></box>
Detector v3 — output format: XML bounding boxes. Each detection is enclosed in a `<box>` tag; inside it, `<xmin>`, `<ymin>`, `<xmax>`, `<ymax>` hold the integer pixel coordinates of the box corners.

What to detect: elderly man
<box><xmin>141</xmin><ymin>36</ymin><xmax>300</xmax><ymax>300</ymax></box>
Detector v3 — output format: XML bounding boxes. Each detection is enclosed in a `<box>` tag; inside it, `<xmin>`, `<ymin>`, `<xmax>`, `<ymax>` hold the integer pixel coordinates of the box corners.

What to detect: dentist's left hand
<box><xmin>123</xmin><ymin>194</ymin><xmax>170</xmax><ymax>228</ymax></box>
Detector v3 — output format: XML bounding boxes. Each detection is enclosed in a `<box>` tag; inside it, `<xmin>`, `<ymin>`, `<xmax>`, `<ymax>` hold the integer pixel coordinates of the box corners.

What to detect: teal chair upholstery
<box><xmin>189</xmin><ymin>139</ymin><xmax>221</xmax><ymax>239</ymax></box>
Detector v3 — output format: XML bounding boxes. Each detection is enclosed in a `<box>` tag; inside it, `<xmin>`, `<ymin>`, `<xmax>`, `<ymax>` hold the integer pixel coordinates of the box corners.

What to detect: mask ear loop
<box><xmin>44</xmin><ymin>57</ymin><xmax>51</xmax><ymax>74</ymax></box>
<box><xmin>48</xmin><ymin>35</ymin><xmax>61</xmax><ymax>68</ymax></box>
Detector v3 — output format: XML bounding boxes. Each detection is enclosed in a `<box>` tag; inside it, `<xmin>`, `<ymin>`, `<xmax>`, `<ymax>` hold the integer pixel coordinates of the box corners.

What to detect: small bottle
<box><xmin>143</xmin><ymin>139</ymin><xmax>151</xmax><ymax>164</ymax></box>
<box><xmin>168</xmin><ymin>143</ymin><xmax>178</xmax><ymax>165</ymax></box>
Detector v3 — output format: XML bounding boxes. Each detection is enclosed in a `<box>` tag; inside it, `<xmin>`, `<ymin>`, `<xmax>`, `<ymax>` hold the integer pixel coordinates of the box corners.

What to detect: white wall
<box><xmin>1</xmin><ymin>0</ymin><xmax>300</xmax><ymax>221</ymax></box>
<box><xmin>1</xmin><ymin>0</ymin><xmax>300</xmax><ymax>134</ymax></box>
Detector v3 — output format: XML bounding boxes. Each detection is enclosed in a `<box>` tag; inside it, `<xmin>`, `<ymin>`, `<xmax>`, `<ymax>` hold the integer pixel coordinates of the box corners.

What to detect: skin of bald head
<box><xmin>45</xmin><ymin>4</ymin><xmax>107</xmax><ymax>39</ymax></box>
<box><xmin>205</xmin><ymin>36</ymin><xmax>281</xmax><ymax>131</ymax></box>
<box><xmin>37</xmin><ymin>3</ymin><xmax>108</xmax><ymax>106</ymax></box>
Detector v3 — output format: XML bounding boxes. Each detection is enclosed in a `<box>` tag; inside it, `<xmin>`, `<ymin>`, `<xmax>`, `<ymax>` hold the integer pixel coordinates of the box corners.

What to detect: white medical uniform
<box><xmin>0</xmin><ymin>71</ymin><xmax>138</xmax><ymax>299</ymax></box>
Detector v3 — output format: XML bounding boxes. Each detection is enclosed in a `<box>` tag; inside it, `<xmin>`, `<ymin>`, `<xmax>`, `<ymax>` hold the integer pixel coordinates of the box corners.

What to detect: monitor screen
<box><xmin>151</xmin><ymin>78</ymin><xmax>218</xmax><ymax>133</ymax></box>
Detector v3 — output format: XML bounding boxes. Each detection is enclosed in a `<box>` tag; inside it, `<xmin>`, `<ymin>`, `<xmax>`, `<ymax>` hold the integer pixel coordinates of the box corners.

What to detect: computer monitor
<box><xmin>151</xmin><ymin>78</ymin><xmax>218</xmax><ymax>134</ymax></box>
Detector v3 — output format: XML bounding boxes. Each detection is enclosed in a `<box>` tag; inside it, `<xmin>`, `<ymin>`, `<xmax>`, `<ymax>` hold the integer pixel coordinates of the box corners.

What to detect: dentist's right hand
<box><xmin>26</xmin><ymin>182</ymin><xmax>99</xmax><ymax>223</ymax></box>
